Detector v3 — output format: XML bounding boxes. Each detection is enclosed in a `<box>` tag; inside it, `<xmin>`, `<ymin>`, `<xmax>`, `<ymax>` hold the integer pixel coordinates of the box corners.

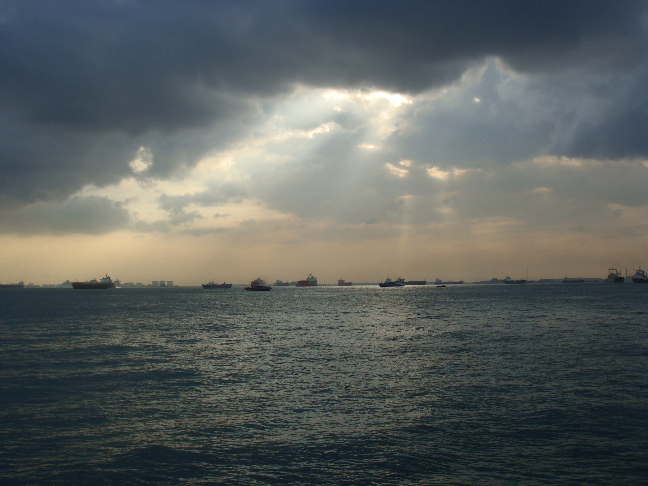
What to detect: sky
<box><xmin>1</xmin><ymin>0</ymin><xmax>648</xmax><ymax>285</ymax></box>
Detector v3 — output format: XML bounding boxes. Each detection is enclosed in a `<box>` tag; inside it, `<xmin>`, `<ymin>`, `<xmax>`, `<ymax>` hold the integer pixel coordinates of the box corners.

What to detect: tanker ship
<box><xmin>72</xmin><ymin>275</ymin><xmax>116</xmax><ymax>289</ymax></box>
<box><xmin>297</xmin><ymin>274</ymin><xmax>318</xmax><ymax>287</ymax></box>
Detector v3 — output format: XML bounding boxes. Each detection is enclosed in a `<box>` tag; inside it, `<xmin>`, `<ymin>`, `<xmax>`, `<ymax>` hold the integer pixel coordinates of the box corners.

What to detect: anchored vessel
<box><xmin>631</xmin><ymin>266</ymin><xmax>648</xmax><ymax>283</ymax></box>
<box><xmin>503</xmin><ymin>276</ymin><xmax>526</xmax><ymax>285</ymax></box>
<box><xmin>245</xmin><ymin>278</ymin><xmax>271</xmax><ymax>291</ymax></box>
<box><xmin>273</xmin><ymin>280</ymin><xmax>291</xmax><ymax>286</ymax></box>
<box><xmin>72</xmin><ymin>275</ymin><xmax>116</xmax><ymax>289</ymax></box>
<box><xmin>337</xmin><ymin>279</ymin><xmax>352</xmax><ymax>286</ymax></box>
<box><xmin>607</xmin><ymin>268</ymin><xmax>624</xmax><ymax>283</ymax></box>
<box><xmin>297</xmin><ymin>274</ymin><xmax>318</xmax><ymax>287</ymax></box>
<box><xmin>404</xmin><ymin>280</ymin><xmax>427</xmax><ymax>285</ymax></box>
<box><xmin>0</xmin><ymin>281</ymin><xmax>25</xmax><ymax>289</ymax></box>
<box><xmin>202</xmin><ymin>281</ymin><xmax>232</xmax><ymax>289</ymax></box>
<box><xmin>562</xmin><ymin>277</ymin><xmax>585</xmax><ymax>283</ymax></box>
<box><xmin>379</xmin><ymin>277</ymin><xmax>405</xmax><ymax>288</ymax></box>
<box><xmin>434</xmin><ymin>279</ymin><xmax>464</xmax><ymax>285</ymax></box>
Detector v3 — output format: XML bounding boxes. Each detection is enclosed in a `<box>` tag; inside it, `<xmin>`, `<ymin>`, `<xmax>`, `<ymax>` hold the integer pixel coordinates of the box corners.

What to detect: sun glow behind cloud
<box><xmin>65</xmin><ymin>67</ymin><xmax>648</xmax><ymax>260</ymax></box>
<box><xmin>427</xmin><ymin>167</ymin><xmax>471</xmax><ymax>180</ymax></box>
<box><xmin>6</xmin><ymin>55</ymin><xmax>648</xmax><ymax>284</ymax></box>
<box><xmin>75</xmin><ymin>86</ymin><xmax>420</xmax><ymax>235</ymax></box>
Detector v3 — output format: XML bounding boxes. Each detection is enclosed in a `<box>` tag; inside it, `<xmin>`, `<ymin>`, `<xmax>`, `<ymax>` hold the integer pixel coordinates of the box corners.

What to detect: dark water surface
<box><xmin>1</xmin><ymin>284</ymin><xmax>646</xmax><ymax>485</ymax></box>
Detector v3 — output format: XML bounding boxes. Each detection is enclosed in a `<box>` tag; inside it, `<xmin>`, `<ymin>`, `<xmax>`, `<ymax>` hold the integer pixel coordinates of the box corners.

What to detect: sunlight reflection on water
<box><xmin>1</xmin><ymin>284</ymin><xmax>647</xmax><ymax>484</ymax></box>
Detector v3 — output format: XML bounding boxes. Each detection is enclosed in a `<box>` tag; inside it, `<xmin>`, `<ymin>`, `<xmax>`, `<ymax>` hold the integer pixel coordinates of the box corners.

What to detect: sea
<box><xmin>0</xmin><ymin>284</ymin><xmax>646</xmax><ymax>485</ymax></box>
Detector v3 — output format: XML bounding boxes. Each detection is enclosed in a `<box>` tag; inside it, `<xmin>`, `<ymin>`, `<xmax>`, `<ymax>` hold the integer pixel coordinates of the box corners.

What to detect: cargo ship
<box><xmin>245</xmin><ymin>278</ymin><xmax>271</xmax><ymax>291</ymax></box>
<box><xmin>434</xmin><ymin>279</ymin><xmax>464</xmax><ymax>285</ymax></box>
<box><xmin>338</xmin><ymin>279</ymin><xmax>352</xmax><ymax>286</ymax></box>
<box><xmin>503</xmin><ymin>276</ymin><xmax>526</xmax><ymax>285</ymax></box>
<box><xmin>274</xmin><ymin>280</ymin><xmax>291</xmax><ymax>286</ymax></box>
<box><xmin>0</xmin><ymin>281</ymin><xmax>25</xmax><ymax>289</ymax></box>
<box><xmin>405</xmin><ymin>280</ymin><xmax>427</xmax><ymax>285</ymax></box>
<box><xmin>297</xmin><ymin>274</ymin><xmax>318</xmax><ymax>287</ymax></box>
<box><xmin>631</xmin><ymin>266</ymin><xmax>648</xmax><ymax>283</ymax></box>
<box><xmin>607</xmin><ymin>268</ymin><xmax>624</xmax><ymax>283</ymax></box>
<box><xmin>202</xmin><ymin>281</ymin><xmax>232</xmax><ymax>289</ymax></box>
<box><xmin>379</xmin><ymin>277</ymin><xmax>405</xmax><ymax>287</ymax></box>
<box><xmin>72</xmin><ymin>275</ymin><xmax>116</xmax><ymax>289</ymax></box>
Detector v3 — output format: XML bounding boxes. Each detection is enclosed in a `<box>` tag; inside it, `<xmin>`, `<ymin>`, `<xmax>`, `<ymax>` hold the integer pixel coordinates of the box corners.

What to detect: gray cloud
<box><xmin>0</xmin><ymin>195</ymin><xmax>129</xmax><ymax>235</ymax></box>
<box><xmin>158</xmin><ymin>184</ymin><xmax>247</xmax><ymax>214</ymax></box>
<box><xmin>1</xmin><ymin>0</ymin><xmax>647</xmax><ymax>229</ymax></box>
<box><xmin>129</xmin><ymin>219</ymin><xmax>171</xmax><ymax>234</ymax></box>
<box><xmin>180</xmin><ymin>227</ymin><xmax>228</xmax><ymax>237</ymax></box>
<box><xmin>169</xmin><ymin>210</ymin><xmax>203</xmax><ymax>226</ymax></box>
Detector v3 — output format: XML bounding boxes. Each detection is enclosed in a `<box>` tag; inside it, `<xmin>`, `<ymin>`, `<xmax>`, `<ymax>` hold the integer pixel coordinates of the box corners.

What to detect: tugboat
<box><xmin>379</xmin><ymin>277</ymin><xmax>405</xmax><ymax>287</ymax></box>
<box><xmin>297</xmin><ymin>274</ymin><xmax>318</xmax><ymax>287</ymax></box>
<box><xmin>607</xmin><ymin>268</ymin><xmax>624</xmax><ymax>283</ymax></box>
<box><xmin>337</xmin><ymin>279</ymin><xmax>352</xmax><ymax>286</ymax></box>
<box><xmin>631</xmin><ymin>266</ymin><xmax>648</xmax><ymax>283</ymax></box>
<box><xmin>245</xmin><ymin>278</ymin><xmax>271</xmax><ymax>291</ymax></box>
<box><xmin>72</xmin><ymin>275</ymin><xmax>116</xmax><ymax>289</ymax></box>
<box><xmin>202</xmin><ymin>281</ymin><xmax>233</xmax><ymax>289</ymax></box>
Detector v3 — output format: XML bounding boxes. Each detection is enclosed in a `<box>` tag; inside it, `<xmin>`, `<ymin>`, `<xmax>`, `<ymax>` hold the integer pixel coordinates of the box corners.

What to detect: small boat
<box><xmin>245</xmin><ymin>278</ymin><xmax>271</xmax><ymax>291</ymax></box>
<box><xmin>631</xmin><ymin>266</ymin><xmax>648</xmax><ymax>283</ymax></box>
<box><xmin>338</xmin><ymin>279</ymin><xmax>352</xmax><ymax>286</ymax></box>
<box><xmin>72</xmin><ymin>275</ymin><xmax>116</xmax><ymax>289</ymax></box>
<box><xmin>297</xmin><ymin>274</ymin><xmax>318</xmax><ymax>287</ymax></box>
<box><xmin>503</xmin><ymin>276</ymin><xmax>526</xmax><ymax>285</ymax></box>
<box><xmin>379</xmin><ymin>277</ymin><xmax>405</xmax><ymax>287</ymax></box>
<box><xmin>607</xmin><ymin>268</ymin><xmax>624</xmax><ymax>283</ymax></box>
<box><xmin>202</xmin><ymin>281</ymin><xmax>232</xmax><ymax>289</ymax></box>
<box><xmin>436</xmin><ymin>284</ymin><xmax>446</xmax><ymax>288</ymax></box>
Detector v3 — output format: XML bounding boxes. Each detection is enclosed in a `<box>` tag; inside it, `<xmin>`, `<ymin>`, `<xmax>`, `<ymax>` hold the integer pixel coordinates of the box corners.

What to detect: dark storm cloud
<box><xmin>1</xmin><ymin>0</ymin><xmax>647</xmax><ymax>213</ymax></box>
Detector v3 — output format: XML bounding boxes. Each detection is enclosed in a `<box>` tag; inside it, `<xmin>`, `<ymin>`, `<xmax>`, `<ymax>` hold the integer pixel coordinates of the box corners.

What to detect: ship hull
<box><xmin>0</xmin><ymin>284</ymin><xmax>25</xmax><ymax>289</ymax></box>
<box><xmin>503</xmin><ymin>280</ymin><xmax>526</xmax><ymax>285</ymax></box>
<box><xmin>72</xmin><ymin>282</ymin><xmax>115</xmax><ymax>289</ymax></box>
<box><xmin>297</xmin><ymin>273</ymin><xmax>318</xmax><ymax>287</ymax></box>
<box><xmin>245</xmin><ymin>286</ymin><xmax>271</xmax><ymax>291</ymax></box>
<box><xmin>607</xmin><ymin>277</ymin><xmax>624</xmax><ymax>283</ymax></box>
<box><xmin>404</xmin><ymin>281</ymin><xmax>427</xmax><ymax>285</ymax></box>
<box><xmin>630</xmin><ymin>267</ymin><xmax>648</xmax><ymax>283</ymax></box>
<box><xmin>202</xmin><ymin>283</ymin><xmax>232</xmax><ymax>289</ymax></box>
<box><xmin>379</xmin><ymin>283</ymin><xmax>404</xmax><ymax>287</ymax></box>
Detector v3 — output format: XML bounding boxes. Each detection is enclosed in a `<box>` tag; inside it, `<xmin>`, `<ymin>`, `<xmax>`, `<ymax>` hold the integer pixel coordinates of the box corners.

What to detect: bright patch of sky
<box><xmin>65</xmin><ymin>56</ymin><xmax>648</xmax><ymax>282</ymax></box>
<box><xmin>80</xmin><ymin>86</ymin><xmax>420</xmax><ymax>232</ymax></box>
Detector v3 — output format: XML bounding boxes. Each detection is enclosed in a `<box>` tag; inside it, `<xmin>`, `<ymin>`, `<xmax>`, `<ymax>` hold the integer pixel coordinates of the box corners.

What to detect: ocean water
<box><xmin>0</xmin><ymin>284</ymin><xmax>646</xmax><ymax>485</ymax></box>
